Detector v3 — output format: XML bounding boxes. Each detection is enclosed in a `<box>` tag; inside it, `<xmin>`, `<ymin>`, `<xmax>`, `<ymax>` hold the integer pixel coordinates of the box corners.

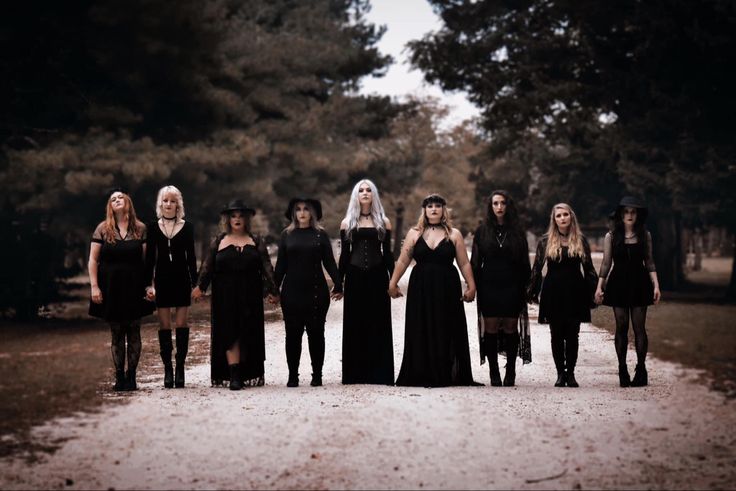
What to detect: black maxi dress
<box><xmin>339</xmin><ymin>228</ymin><xmax>395</xmax><ymax>385</ymax></box>
<box><xmin>89</xmin><ymin>223</ymin><xmax>155</xmax><ymax>322</ymax></box>
<box><xmin>600</xmin><ymin>232</ymin><xmax>656</xmax><ymax>307</ymax></box>
<box><xmin>144</xmin><ymin>221</ymin><xmax>198</xmax><ymax>307</ymax></box>
<box><xmin>395</xmin><ymin>236</ymin><xmax>476</xmax><ymax>387</ymax></box>
<box><xmin>197</xmin><ymin>235</ymin><xmax>277</xmax><ymax>386</ymax></box>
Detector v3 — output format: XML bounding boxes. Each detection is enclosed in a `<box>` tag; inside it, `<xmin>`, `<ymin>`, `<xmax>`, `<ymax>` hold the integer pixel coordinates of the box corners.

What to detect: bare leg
<box><xmin>226</xmin><ymin>340</ymin><xmax>240</xmax><ymax>366</ymax></box>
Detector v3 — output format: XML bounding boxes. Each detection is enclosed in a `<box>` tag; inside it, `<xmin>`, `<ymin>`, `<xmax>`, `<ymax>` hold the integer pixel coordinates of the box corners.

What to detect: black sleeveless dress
<box><xmin>603</xmin><ymin>241</ymin><xmax>655</xmax><ymax>307</ymax></box>
<box><xmin>395</xmin><ymin>237</ymin><xmax>477</xmax><ymax>387</ymax></box>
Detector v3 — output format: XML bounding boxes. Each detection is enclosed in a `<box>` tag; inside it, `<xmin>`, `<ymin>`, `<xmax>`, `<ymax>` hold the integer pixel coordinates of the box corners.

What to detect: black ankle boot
<box><xmin>566</xmin><ymin>370</ymin><xmax>579</xmax><ymax>388</ymax></box>
<box><xmin>310</xmin><ymin>372</ymin><xmax>322</xmax><ymax>387</ymax></box>
<box><xmin>175</xmin><ymin>327</ymin><xmax>189</xmax><ymax>388</ymax></box>
<box><xmin>631</xmin><ymin>363</ymin><xmax>648</xmax><ymax>387</ymax></box>
<box><xmin>287</xmin><ymin>372</ymin><xmax>299</xmax><ymax>387</ymax></box>
<box><xmin>125</xmin><ymin>369</ymin><xmax>137</xmax><ymax>391</ymax></box>
<box><xmin>113</xmin><ymin>370</ymin><xmax>127</xmax><ymax>391</ymax></box>
<box><xmin>554</xmin><ymin>371</ymin><xmax>567</xmax><ymax>387</ymax></box>
<box><xmin>229</xmin><ymin>364</ymin><xmax>242</xmax><ymax>390</ymax></box>
<box><xmin>158</xmin><ymin>330</ymin><xmax>174</xmax><ymax>388</ymax></box>
<box><xmin>619</xmin><ymin>365</ymin><xmax>631</xmax><ymax>387</ymax></box>
<box><xmin>503</xmin><ymin>333</ymin><xmax>519</xmax><ymax>387</ymax></box>
<box><xmin>484</xmin><ymin>334</ymin><xmax>502</xmax><ymax>386</ymax></box>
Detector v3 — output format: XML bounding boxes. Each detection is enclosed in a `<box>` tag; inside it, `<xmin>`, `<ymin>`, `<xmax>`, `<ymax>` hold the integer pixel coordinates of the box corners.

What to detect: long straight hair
<box><xmin>284</xmin><ymin>201</ymin><xmax>324</xmax><ymax>234</ymax></box>
<box><xmin>544</xmin><ymin>203</ymin><xmax>585</xmax><ymax>260</ymax></box>
<box><xmin>612</xmin><ymin>206</ymin><xmax>648</xmax><ymax>249</ymax></box>
<box><xmin>102</xmin><ymin>192</ymin><xmax>144</xmax><ymax>243</ymax></box>
<box><xmin>155</xmin><ymin>185</ymin><xmax>185</xmax><ymax>221</ymax></box>
<box><xmin>343</xmin><ymin>179</ymin><xmax>388</xmax><ymax>240</ymax></box>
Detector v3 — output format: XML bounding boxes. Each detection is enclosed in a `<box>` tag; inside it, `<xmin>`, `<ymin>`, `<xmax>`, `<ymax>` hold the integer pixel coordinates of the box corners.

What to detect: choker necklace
<box><xmin>360</xmin><ymin>212</ymin><xmax>371</xmax><ymax>218</ymax></box>
<box><xmin>162</xmin><ymin>216</ymin><xmax>177</xmax><ymax>221</ymax></box>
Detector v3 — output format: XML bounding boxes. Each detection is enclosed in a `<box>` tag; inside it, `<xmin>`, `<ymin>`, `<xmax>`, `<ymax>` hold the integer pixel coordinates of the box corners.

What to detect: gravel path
<box><xmin>1</xmin><ymin>270</ymin><xmax>734</xmax><ymax>490</ymax></box>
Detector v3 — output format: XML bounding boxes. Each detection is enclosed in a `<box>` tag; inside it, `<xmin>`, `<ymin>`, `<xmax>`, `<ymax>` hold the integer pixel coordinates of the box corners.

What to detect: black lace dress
<box><xmin>197</xmin><ymin>235</ymin><xmax>277</xmax><ymax>386</ymax></box>
<box><xmin>339</xmin><ymin>228</ymin><xmax>395</xmax><ymax>385</ymax></box>
<box><xmin>599</xmin><ymin>232</ymin><xmax>656</xmax><ymax>307</ymax></box>
<box><xmin>395</xmin><ymin>237</ymin><xmax>476</xmax><ymax>387</ymax></box>
<box><xmin>528</xmin><ymin>236</ymin><xmax>598</xmax><ymax>324</ymax></box>
<box><xmin>89</xmin><ymin>223</ymin><xmax>155</xmax><ymax>322</ymax></box>
<box><xmin>144</xmin><ymin>221</ymin><xmax>198</xmax><ymax>307</ymax></box>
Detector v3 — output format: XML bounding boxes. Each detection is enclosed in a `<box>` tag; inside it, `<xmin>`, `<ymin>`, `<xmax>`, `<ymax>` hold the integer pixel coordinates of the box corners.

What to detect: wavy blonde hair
<box><xmin>155</xmin><ymin>185</ymin><xmax>185</xmax><ymax>221</ymax></box>
<box><xmin>103</xmin><ymin>192</ymin><xmax>144</xmax><ymax>243</ymax></box>
<box><xmin>414</xmin><ymin>195</ymin><xmax>452</xmax><ymax>239</ymax></box>
<box><xmin>544</xmin><ymin>203</ymin><xmax>585</xmax><ymax>260</ymax></box>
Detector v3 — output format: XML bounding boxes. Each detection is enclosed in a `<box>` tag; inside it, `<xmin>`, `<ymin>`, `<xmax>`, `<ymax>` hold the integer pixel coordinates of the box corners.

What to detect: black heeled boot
<box><xmin>485</xmin><ymin>334</ymin><xmax>502</xmax><ymax>387</ymax></box>
<box><xmin>551</xmin><ymin>330</ymin><xmax>566</xmax><ymax>387</ymax></box>
<box><xmin>287</xmin><ymin>372</ymin><xmax>299</xmax><ymax>387</ymax></box>
<box><xmin>174</xmin><ymin>327</ymin><xmax>189</xmax><ymax>388</ymax></box>
<box><xmin>158</xmin><ymin>330</ymin><xmax>174</xmax><ymax>388</ymax></box>
<box><xmin>631</xmin><ymin>363</ymin><xmax>648</xmax><ymax>387</ymax></box>
<box><xmin>310</xmin><ymin>373</ymin><xmax>322</xmax><ymax>387</ymax></box>
<box><xmin>229</xmin><ymin>364</ymin><xmax>242</xmax><ymax>390</ymax></box>
<box><xmin>503</xmin><ymin>332</ymin><xmax>519</xmax><ymax>387</ymax></box>
<box><xmin>565</xmin><ymin>370</ymin><xmax>579</xmax><ymax>388</ymax></box>
<box><xmin>618</xmin><ymin>364</ymin><xmax>631</xmax><ymax>387</ymax></box>
<box><xmin>113</xmin><ymin>370</ymin><xmax>127</xmax><ymax>391</ymax></box>
<box><xmin>565</xmin><ymin>329</ymin><xmax>580</xmax><ymax>388</ymax></box>
<box><xmin>125</xmin><ymin>369</ymin><xmax>137</xmax><ymax>391</ymax></box>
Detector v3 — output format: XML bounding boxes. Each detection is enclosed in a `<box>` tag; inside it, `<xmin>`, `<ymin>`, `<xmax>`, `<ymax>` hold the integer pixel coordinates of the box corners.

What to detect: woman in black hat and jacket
<box><xmin>192</xmin><ymin>200</ymin><xmax>278</xmax><ymax>390</ymax></box>
<box><xmin>594</xmin><ymin>196</ymin><xmax>661</xmax><ymax>387</ymax></box>
<box><xmin>274</xmin><ymin>198</ymin><xmax>342</xmax><ymax>387</ymax></box>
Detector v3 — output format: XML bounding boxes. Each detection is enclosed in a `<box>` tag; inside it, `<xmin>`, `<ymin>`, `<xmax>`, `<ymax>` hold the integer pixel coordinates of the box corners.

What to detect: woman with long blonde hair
<box><xmin>527</xmin><ymin>203</ymin><xmax>597</xmax><ymax>388</ymax></box>
<box><xmin>89</xmin><ymin>188</ymin><xmax>154</xmax><ymax>391</ymax></box>
<box><xmin>389</xmin><ymin>194</ymin><xmax>479</xmax><ymax>387</ymax></box>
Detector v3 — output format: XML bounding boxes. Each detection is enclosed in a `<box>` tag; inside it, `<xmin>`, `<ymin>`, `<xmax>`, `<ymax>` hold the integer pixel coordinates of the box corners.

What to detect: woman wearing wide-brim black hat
<box><xmin>274</xmin><ymin>197</ymin><xmax>341</xmax><ymax>387</ymax></box>
<box><xmin>594</xmin><ymin>196</ymin><xmax>661</xmax><ymax>387</ymax></box>
<box><xmin>192</xmin><ymin>199</ymin><xmax>278</xmax><ymax>390</ymax></box>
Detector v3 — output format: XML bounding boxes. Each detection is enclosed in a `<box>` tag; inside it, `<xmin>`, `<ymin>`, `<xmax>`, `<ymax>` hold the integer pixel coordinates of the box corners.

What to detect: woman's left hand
<box><xmin>330</xmin><ymin>290</ymin><xmax>343</xmax><ymax>301</ymax></box>
<box><xmin>266</xmin><ymin>294</ymin><xmax>280</xmax><ymax>305</ymax></box>
<box><xmin>653</xmin><ymin>286</ymin><xmax>661</xmax><ymax>304</ymax></box>
<box><xmin>462</xmin><ymin>286</ymin><xmax>476</xmax><ymax>302</ymax></box>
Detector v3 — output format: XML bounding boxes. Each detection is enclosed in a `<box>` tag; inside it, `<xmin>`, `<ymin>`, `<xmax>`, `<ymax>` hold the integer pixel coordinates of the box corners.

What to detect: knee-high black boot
<box><xmin>484</xmin><ymin>334</ymin><xmax>502</xmax><ymax>386</ymax></box>
<box><xmin>306</xmin><ymin>322</ymin><xmax>325</xmax><ymax>387</ymax></box>
<box><xmin>158</xmin><ymin>329</ymin><xmax>174</xmax><ymax>388</ymax></box>
<box><xmin>565</xmin><ymin>322</ymin><xmax>580</xmax><ymax>388</ymax></box>
<box><xmin>550</xmin><ymin>325</ymin><xmax>566</xmax><ymax>387</ymax></box>
<box><xmin>503</xmin><ymin>331</ymin><xmax>519</xmax><ymax>387</ymax></box>
<box><xmin>175</xmin><ymin>327</ymin><xmax>190</xmax><ymax>388</ymax></box>
<box><xmin>285</xmin><ymin>320</ymin><xmax>304</xmax><ymax>387</ymax></box>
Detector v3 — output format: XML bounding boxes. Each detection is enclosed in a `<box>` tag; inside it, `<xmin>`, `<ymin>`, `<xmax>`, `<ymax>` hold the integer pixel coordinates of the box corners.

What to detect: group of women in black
<box><xmin>88</xmin><ymin>182</ymin><xmax>660</xmax><ymax>392</ymax></box>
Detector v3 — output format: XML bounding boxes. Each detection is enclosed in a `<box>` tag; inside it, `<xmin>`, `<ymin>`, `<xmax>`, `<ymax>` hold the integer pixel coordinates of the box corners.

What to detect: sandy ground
<box><xmin>1</xmin><ymin>270</ymin><xmax>735</xmax><ymax>490</ymax></box>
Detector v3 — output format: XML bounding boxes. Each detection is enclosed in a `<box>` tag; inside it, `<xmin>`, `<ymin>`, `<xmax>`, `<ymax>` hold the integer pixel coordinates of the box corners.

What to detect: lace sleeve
<box><xmin>645</xmin><ymin>231</ymin><xmax>656</xmax><ymax>272</ymax></box>
<box><xmin>273</xmin><ymin>232</ymin><xmax>288</xmax><ymax>292</ymax></box>
<box><xmin>256</xmin><ymin>236</ymin><xmax>278</xmax><ymax>297</ymax></box>
<box><xmin>470</xmin><ymin>227</ymin><xmax>483</xmax><ymax>285</ymax></box>
<box><xmin>320</xmin><ymin>231</ymin><xmax>342</xmax><ymax>293</ymax></box>
<box><xmin>91</xmin><ymin>222</ymin><xmax>105</xmax><ymax>244</ymax></box>
<box><xmin>598</xmin><ymin>232</ymin><xmax>614</xmax><ymax>282</ymax></box>
<box><xmin>527</xmin><ymin>238</ymin><xmax>546</xmax><ymax>302</ymax></box>
<box><xmin>196</xmin><ymin>236</ymin><xmax>219</xmax><ymax>293</ymax></box>
<box><xmin>519</xmin><ymin>232</ymin><xmax>532</xmax><ymax>286</ymax></box>
<box><xmin>338</xmin><ymin>229</ymin><xmax>351</xmax><ymax>285</ymax></box>
<box><xmin>582</xmin><ymin>236</ymin><xmax>598</xmax><ymax>305</ymax></box>
<box><xmin>382</xmin><ymin>229</ymin><xmax>395</xmax><ymax>276</ymax></box>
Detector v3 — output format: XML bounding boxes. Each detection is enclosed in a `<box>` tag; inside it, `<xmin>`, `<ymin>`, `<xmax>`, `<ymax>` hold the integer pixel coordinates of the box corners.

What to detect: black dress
<box><xmin>395</xmin><ymin>236</ymin><xmax>476</xmax><ymax>387</ymax></box>
<box><xmin>600</xmin><ymin>231</ymin><xmax>656</xmax><ymax>307</ymax></box>
<box><xmin>144</xmin><ymin>221</ymin><xmax>198</xmax><ymax>307</ymax></box>
<box><xmin>339</xmin><ymin>228</ymin><xmax>395</xmax><ymax>385</ymax></box>
<box><xmin>89</xmin><ymin>223</ymin><xmax>155</xmax><ymax>322</ymax></box>
<box><xmin>528</xmin><ymin>236</ymin><xmax>597</xmax><ymax>324</ymax></box>
<box><xmin>274</xmin><ymin>228</ymin><xmax>342</xmax><ymax>323</ymax></box>
<box><xmin>197</xmin><ymin>235</ymin><xmax>277</xmax><ymax>386</ymax></box>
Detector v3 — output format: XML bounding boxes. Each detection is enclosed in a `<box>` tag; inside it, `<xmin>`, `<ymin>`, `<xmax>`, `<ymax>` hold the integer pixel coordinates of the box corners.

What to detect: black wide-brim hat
<box><xmin>285</xmin><ymin>197</ymin><xmax>323</xmax><ymax>221</ymax></box>
<box><xmin>615</xmin><ymin>196</ymin><xmax>648</xmax><ymax>222</ymax></box>
<box><xmin>221</xmin><ymin>199</ymin><xmax>256</xmax><ymax>216</ymax></box>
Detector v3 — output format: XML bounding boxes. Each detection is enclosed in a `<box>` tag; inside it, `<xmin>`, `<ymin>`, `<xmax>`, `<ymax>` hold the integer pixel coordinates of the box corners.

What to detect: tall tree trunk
<box><xmin>651</xmin><ymin>209</ymin><xmax>684</xmax><ymax>290</ymax></box>
<box><xmin>727</xmin><ymin>229</ymin><xmax>736</xmax><ymax>301</ymax></box>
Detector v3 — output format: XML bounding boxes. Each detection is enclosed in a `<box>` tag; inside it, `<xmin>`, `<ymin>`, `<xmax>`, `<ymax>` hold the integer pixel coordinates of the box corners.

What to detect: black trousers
<box><xmin>549</xmin><ymin>320</ymin><xmax>580</xmax><ymax>372</ymax></box>
<box><xmin>285</xmin><ymin>317</ymin><xmax>325</xmax><ymax>375</ymax></box>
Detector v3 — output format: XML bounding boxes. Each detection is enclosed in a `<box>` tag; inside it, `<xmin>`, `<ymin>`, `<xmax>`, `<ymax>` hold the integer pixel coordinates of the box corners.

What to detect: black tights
<box><xmin>110</xmin><ymin>321</ymin><xmax>141</xmax><ymax>373</ymax></box>
<box><xmin>285</xmin><ymin>318</ymin><xmax>325</xmax><ymax>375</ymax></box>
<box><xmin>613</xmin><ymin>307</ymin><xmax>648</xmax><ymax>366</ymax></box>
<box><xmin>549</xmin><ymin>321</ymin><xmax>580</xmax><ymax>373</ymax></box>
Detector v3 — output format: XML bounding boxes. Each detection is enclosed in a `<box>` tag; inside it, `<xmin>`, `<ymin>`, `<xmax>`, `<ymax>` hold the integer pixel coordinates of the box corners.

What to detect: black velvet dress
<box><xmin>339</xmin><ymin>228</ymin><xmax>395</xmax><ymax>385</ymax></box>
<box><xmin>395</xmin><ymin>237</ymin><xmax>476</xmax><ymax>387</ymax></box>
<box><xmin>599</xmin><ymin>232</ymin><xmax>656</xmax><ymax>307</ymax></box>
<box><xmin>89</xmin><ymin>223</ymin><xmax>155</xmax><ymax>322</ymax></box>
<box><xmin>274</xmin><ymin>228</ymin><xmax>341</xmax><ymax>323</ymax></box>
<box><xmin>144</xmin><ymin>221</ymin><xmax>198</xmax><ymax>307</ymax></box>
<box><xmin>197</xmin><ymin>235</ymin><xmax>277</xmax><ymax>386</ymax></box>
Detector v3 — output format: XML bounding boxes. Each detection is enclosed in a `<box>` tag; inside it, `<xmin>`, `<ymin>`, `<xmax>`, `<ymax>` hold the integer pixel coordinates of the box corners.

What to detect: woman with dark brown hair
<box><xmin>471</xmin><ymin>190</ymin><xmax>531</xmax><ymax>387</ymax></box>
<box><xmin>88</xmin><ymin>188</ymin><xmax>154</xmax><ymax>391</ymax></box>
<box><xmin>192</xmin><ymin>200</ymin><xmax>278</xmax><ymax>390</ymax></box>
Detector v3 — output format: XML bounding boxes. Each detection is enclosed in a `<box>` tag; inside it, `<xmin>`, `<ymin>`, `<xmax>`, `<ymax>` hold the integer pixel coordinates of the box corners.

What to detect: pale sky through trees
<box><xmin>360</xmin><ymin>0</ymin><xmax>481</xmax><ymax>127</ymax></box>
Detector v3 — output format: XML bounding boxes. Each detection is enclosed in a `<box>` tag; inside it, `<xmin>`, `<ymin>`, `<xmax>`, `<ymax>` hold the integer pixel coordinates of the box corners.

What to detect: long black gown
<box><xmin>197</xmin><ymin>235</ymin><xmax>277</xmax><ymax>386</ymax></box>
<box><xmin>144</xmin><ymin>221</ymin><xmax>198</xmax><ymax>307</ymax></box>
<box><xmin>339</xmin><ymin>227</ymin><xmax>395</xmax><ymax>385</ymax></box>
<box><xmin>395</xmin><ymin>236</ymin><xmax>477</xmax><ymax>387</ymax></box>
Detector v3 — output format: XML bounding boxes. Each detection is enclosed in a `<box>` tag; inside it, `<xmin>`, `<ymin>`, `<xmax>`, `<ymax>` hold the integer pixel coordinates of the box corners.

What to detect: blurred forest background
<box><xmin>1</xmin><ymin>0</ymin><xmax>735</xmax><ymax>319</ymax></box>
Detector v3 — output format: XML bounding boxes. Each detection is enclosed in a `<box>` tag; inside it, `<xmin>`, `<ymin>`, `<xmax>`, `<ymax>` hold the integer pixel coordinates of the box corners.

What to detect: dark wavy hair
<box><xmin>477</xmin><ymin>190</ymin><xmax>526</xmax><ymax>260</ymax></box>
<box><xmin>612</xmin><ymin>204</ymin><xmax>649</xmax><ymax>248</ymax></box>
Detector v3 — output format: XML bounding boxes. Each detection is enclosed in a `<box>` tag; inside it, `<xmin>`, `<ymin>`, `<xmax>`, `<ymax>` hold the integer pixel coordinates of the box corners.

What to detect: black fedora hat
<box><xmin>615</xmin><ymin>196</ymin><xmax>648</xmax><ymax>224</ymax></box>
<box><xmin>285</xmin><ymin>197</ymin><xmax>323</xmax><ymax>221</ymax></box>
<box><xmin>618</xmin><ymin>196</ymin><xmax>647</xmax><ymax>209</ymax></box>
<box><xmin>221</xmin><ymin>199</ymin><xmax>256</xmax><ymax>216</ymax></box>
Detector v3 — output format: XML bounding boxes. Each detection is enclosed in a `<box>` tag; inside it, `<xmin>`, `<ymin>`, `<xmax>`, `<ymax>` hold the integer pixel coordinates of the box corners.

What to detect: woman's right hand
<box><xmin>91</xmin><ymin>286</ymin><xmax>103</xmax><ymax>304</ymax></box>
<box><xmin>594</xmin><ymin>287</ymin><xmax>604</xmax><ymax>305</ymax></box>
<box><xmin>388</xmin><ymin>283</ymin><xmax>403</xmax><ymax>299</ymax></box>
<box><xmin>191</xmin><ymin>286</ymin><xmax>203</xmax><ymax>302</ymax></box>
<box><xmin>145</xmin><ymin>286</ymin><xmax>156</xmax><ymax>301</ymax></box>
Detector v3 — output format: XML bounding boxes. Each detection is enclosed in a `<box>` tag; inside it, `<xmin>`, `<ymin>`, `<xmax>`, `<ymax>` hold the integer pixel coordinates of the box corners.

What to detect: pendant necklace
<box><xmin>496</xmin><ymin>230</ymin><xmax>507</xmax><ymax>248</ymax></box>
<box><xmin>162</xmin><ymin>217</ymin><xmax>177</xmax><ymax>261</ymax></box>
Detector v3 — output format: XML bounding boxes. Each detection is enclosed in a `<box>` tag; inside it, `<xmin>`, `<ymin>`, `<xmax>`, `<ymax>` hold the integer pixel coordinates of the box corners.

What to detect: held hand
<box><xmin>191</xmin><ymin>286</ymin><xmax>203</xmax><ymax>302</ymax></box>
<box><xmin>653</xmin><ymin>286</ymin><xmax>661</xmax><ymax>304</ymax></box>
<box><xmin>462</xmin><ymin>286</ymin><xmax>476</xmax><ymax>303</ymax></box>
<box><xmin>91</xmin><ymin>286</ymin><xmax>103</xmax><ymax>304</ymax></box>
<box><xmin>388</xmin><ymin>283</ymin><xmax>403</xmax><ymax>299</ymax></box>
<box><xmin>594</xmin><ymin>287</ymin><xmax>604</xmax><ymax>305</ymax></box>
<box><xmin>527</xmin><ymin>293</ymin><xmax>539</xmax><ymax>305</ymax></box>
<box><xmin>330</xmin><ymin>290</ymin><xmax>343</xmax><ymax>301</ymax></box>
<box><xmin>145</xmin><ymin>286</ymin><xmax>156</xmax><ymax>301</ymax></box>
<box><xmin>266</xmin><ymin>294</ymin><xmax>280</xmax><ymax>305</ymax></box>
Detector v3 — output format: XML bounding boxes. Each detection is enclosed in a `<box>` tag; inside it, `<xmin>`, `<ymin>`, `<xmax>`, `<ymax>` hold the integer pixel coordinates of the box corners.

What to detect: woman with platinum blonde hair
<box><xmin>144</xmin><ymin>185</ymin><xmax>198</xmax><ymax>388</ymax></box>
<box><xmin>338</xmin><ymin>179</ymin><xmax>395</xmax><ymax>384</ymax></box>
<box><xmin>527</xmin><ymin>203</ymin><xmax>597</xmax><ymax>388</ymax></box>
